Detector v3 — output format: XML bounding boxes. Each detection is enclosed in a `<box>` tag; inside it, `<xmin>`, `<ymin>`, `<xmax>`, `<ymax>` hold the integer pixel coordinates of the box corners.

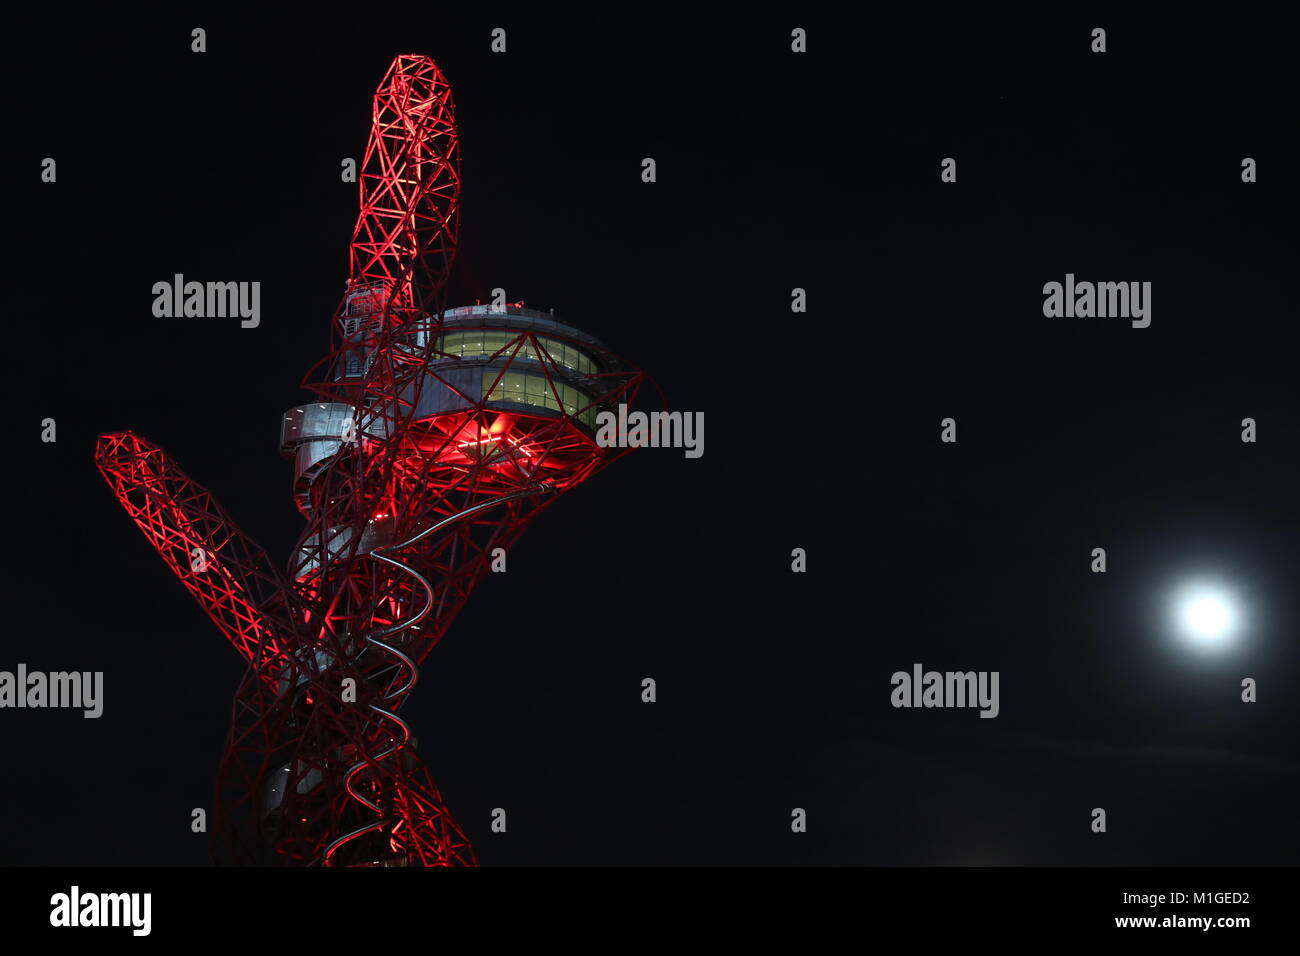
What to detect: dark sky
<box><xmin>3</xmin><ymin>8</ymin><xmax>1296</xmax><ymax>866</ymax></box>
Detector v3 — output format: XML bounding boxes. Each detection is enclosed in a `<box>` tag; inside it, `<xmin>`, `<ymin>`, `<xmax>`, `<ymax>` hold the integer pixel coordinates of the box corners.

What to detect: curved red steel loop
<box><xmin>96</xmin><ymin>54</ymin><xmax>654</xmax><ymax>867</ymax></box>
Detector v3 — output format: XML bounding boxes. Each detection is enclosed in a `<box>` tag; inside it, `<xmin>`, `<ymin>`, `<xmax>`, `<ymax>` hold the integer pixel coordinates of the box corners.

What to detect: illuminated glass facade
<box><xmin>439</xmin><ymin>330</ymin><xmax>597</xmax><ymax>377</ymax></box>
<box><xmin>481</xmin><ymin>369</ymin><xmax>597</xmax><ymax>428</ymax></box>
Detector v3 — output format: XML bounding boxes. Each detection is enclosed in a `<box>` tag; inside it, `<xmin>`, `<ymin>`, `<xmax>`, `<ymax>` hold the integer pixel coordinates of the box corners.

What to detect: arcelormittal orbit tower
<box><xmin>95</xmin><ymin>54</ymin><xmax>649</xmax><ymax>866</ymax></box>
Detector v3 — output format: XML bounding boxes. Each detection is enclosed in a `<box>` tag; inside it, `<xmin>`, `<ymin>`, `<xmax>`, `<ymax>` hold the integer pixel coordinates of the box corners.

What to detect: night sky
<box><xmin>4</xmin><ymin>8</ymin><xmax>1296</xmax><ymax>867</ymax></box>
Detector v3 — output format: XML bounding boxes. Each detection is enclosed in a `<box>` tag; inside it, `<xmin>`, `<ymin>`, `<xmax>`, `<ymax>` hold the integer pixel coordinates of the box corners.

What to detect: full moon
<box><xmin>1174</xmin><ymin>585</ymin><xmax>1239</xmax><ymax>653</ymax></box>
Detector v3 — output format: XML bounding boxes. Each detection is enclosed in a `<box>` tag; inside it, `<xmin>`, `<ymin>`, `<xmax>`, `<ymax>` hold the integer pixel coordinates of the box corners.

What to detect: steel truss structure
<box><xmin>96</xmin><ymin>54</ymin><xmax>650</xmax><ymax>866</ymax></box>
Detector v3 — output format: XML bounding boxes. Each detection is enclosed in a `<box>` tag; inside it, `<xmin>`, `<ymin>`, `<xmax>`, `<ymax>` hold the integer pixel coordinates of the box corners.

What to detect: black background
<box><xmin>3</xmin><ymin>7</ymin><xmax>1296</xmax><ymax>866</ymax></box>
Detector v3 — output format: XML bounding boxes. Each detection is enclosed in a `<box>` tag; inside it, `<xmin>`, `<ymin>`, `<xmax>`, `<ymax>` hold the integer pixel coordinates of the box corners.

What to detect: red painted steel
<box><xmin>96</xmin><ymin>55</ymin><xmax>648</xmax><ymax>865</ymax></box>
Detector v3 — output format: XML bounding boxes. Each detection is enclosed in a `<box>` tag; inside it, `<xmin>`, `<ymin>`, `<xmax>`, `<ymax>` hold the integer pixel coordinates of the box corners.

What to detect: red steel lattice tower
<box><xmin>95</xmin><ymin>54</ymin><xmax>650</xmax><ymax>866</ymax></box>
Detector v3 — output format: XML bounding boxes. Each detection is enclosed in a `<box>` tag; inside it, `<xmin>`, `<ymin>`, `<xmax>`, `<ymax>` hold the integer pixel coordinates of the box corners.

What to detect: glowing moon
<box><xmin>1174</xmin><ymin>585</ymin><xmax>1239</xmax><ymax>653</ymax></box>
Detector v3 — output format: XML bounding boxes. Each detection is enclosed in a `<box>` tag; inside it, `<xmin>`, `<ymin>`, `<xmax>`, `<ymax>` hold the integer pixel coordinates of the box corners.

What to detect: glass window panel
<box><xmin>537</xmin><ymin>338</ymin><xmax>557</xmax><ymax>367</ymax></box>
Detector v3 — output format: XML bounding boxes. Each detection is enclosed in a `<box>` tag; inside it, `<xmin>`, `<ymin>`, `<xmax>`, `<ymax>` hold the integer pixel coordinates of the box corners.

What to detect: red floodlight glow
<box><xmin>95</xmin><ymin>54</ymin><xmax>652</xmax><ymax>866</ymax></box>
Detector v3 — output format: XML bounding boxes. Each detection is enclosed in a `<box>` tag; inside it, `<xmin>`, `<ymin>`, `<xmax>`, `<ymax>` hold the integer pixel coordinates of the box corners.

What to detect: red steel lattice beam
<box><xmin>97</xmin><ymin>53</ymin><xmax>651</xmax><ymax>867</ymax></box>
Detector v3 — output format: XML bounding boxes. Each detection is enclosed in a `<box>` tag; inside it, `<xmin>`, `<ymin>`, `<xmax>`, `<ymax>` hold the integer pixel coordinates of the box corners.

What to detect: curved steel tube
<box><xmin>322</xmin><ymin>481</ymin><xmax>556</xmax><ymax>866</ymax></box>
